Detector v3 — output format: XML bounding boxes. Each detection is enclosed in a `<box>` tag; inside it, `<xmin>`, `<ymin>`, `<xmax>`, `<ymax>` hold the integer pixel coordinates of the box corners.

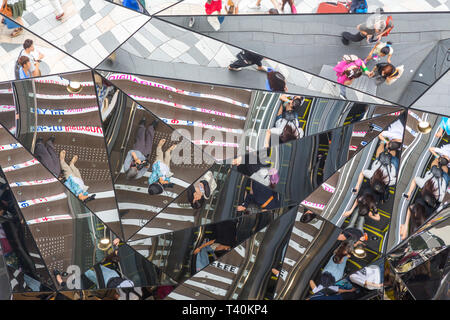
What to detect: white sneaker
<box><xmin>188</xmin><ymin>17</ymin><xmax>195</xmax><ymax>28</ymax></box>
<box><xmin>248</xmin><ymin>2</ymin><xmax>261</xmax><ymax>9</ymax></box>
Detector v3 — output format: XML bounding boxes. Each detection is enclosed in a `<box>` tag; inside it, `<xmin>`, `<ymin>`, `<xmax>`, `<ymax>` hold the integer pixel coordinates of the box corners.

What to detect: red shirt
<box><xmin>205</xmin><ymin>0</ymin><xmax>222</xmax><ymax>15</ymax></box>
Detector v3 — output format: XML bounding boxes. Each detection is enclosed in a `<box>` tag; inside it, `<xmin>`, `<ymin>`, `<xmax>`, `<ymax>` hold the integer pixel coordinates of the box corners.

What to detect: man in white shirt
<box><xmin>21</xmin><ymin>39</ymin><xmax>44</xmax><ymax>77</ymax></box>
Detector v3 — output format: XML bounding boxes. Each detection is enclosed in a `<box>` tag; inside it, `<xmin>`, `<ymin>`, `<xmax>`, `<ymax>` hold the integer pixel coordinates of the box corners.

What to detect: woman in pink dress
<box><xmin>333</xmin><ymin>55</ymin><xmax>370</xmax><ymax>99</ymax></box>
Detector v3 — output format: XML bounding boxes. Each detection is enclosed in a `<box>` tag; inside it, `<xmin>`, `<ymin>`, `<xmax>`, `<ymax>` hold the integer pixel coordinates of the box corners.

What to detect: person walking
<box><xmin>34</xmin><ymin>136</ymin><xmax>61</xmax><ymax>177</ymax></box>
<box><xmin>365</xmin><ymin>41</ymin><xmax>394</xmax><ymax>64</ymax></box>
<box><xmin>342</xmin><ymin>16</ymin><xmax>393</xmax><ymax>45</ymax></box>
<box><xmin>333</xmin><ymin>55</ymin><xmax>370</xmax><ymax>99</ymax></box>
<box><xmin>124</xmin><ymin>118</ymin><xmax>158</xmax><ymax>180</ymax></box>
<box><xmin>49</xmin><ymin>0</ymin><xmax>64</xmax><ymax>20</ymax></box>
<box><xmin>228</xmin><ymin>49</ymin><xmax>267</xmax><ymax>72</ymax></box>
<box><xmin>2</xmin><ymin>0</ymin><xmax>26</xmax><ymax>37</ymax></box>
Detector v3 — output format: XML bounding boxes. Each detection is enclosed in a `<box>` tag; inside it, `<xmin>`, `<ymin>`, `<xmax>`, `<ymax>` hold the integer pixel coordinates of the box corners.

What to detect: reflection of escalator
<box><xmin>103</xmin><ymin>90</ymin><xmax>128</xmax><ymax>155</ymax></box>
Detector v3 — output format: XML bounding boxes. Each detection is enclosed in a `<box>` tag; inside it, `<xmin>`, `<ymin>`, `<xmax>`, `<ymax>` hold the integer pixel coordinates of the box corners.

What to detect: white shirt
<box><xmin>21</xmin><ymin>50</ymin><xmax>39</xmax><ymax>73</ymax></box>
<box><xmin>363</xmin><ymin>159</ymin><xmax>397</xmax><ymax>186</ymax></box>
<box><xmin>381</xmin><ymin>119</ymin><xmax>403</xmax><ymax>141</ymax></box>
<box><xmin>415</xmin><ymin>171</ymin><xmax>447</xmax><ymax>202</ymax></box>
<box><xmin>271</xmin><ymin>118</ymin><xmax>303</xmax><ymax>138</ymax></box>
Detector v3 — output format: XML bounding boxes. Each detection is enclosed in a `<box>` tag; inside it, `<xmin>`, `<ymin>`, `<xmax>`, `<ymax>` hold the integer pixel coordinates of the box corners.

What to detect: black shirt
<box><xmin>243</xmin><ymin>50</ymin><xmax>263</xmax><ymax>67</ymax></box>
<box><xmin>342</xmin><ymin>228</ymin><xmax>363</xmax><ymax>242</ymax></box>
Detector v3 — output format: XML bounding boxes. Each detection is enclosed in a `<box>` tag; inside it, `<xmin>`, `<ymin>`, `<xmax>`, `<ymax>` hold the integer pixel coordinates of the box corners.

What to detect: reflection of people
<box><xmin>236</xmin><ymin>180</ymin><xmax>280</xmax><ymax>212</ymax></box>
<box><xmin>333</xmin><ymin>55</ymin><xmax>370</xmax><ymax>99</ymax></box>
<box><xmin>342</xmin><ymin>17</ymin><xmax>393</xmax><ymax>45</ymax></box>
<box><xmin>368</xmin><ymin>63</ymin><xmax>403</xmax><ymax>86</ymax></box>
<box><xmin>34</xmin><ymin>136</ymin><xmax>61</xmax><ymax>177</ymax></box>
<box><xmin>309</xmin><ymin>241</ymin><xmax>353</xmax><ymax>295</ymax></box>
<box><xmin>193</xmin><ymin>239</ymin><xmax>231</xmax><ymax>272</ymax></box>
<box><xmin>401</xmin><ymin>155</ymin><xmax>449</xmax><ymax>239</ymax></box>
<box><xmin>124</xmin><ymin>118</ymin><xmax>158</xmax><ymax>180</ymax></box>
<box><xmin>21</xmin><ymin>39</ymin><xmax>44</xmax><ymax>77</ymax></box>
<box><xmin>59</xmin><ymin>150</ymin><xmax>96</xmax><ymax>203</ymax></box>
<box><xmin>84</xmin><ymin>264</ymin><xmax>134</xmax><ymax>288</ymax></box>
<box><xmin>365</xmin><ymin>41</ymin><xmax>394</xmax><ymax>64</ymax></box>
<box><xmin>232</xmin><ymin>151</ymin><xmax>279</xmax><ymax>188</ymax></box>
<box><xmin>265</xmin><ymin>95</ymin><xmax>303</xmax><ymax>145</ymax></box>
<box><xmin>266</xmin><ymin>68</ymin><xmax>287</xmax><ymax>92</ymax></box>
<box><xmin>187</xmin><ymin>171</ymin><xmax>217</xmax><ymax>209</ymax></box>
<box><xmin>18</xmin><ymin>56</ymin><xmax>31</xmax><ymax>79</ymax></box>
<box><xmin>228</xmin><ymin>50</ymin><xmax>267</xmax><ymax>72</ymax></box>
<box><xmin>147</xmin><ymin>139</ymin><xmax>177</xmax><ymax>194</ymax></box>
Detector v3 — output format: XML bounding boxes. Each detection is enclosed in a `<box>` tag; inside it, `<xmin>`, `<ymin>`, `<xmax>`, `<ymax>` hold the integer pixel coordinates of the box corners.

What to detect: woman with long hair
<box><xmin>400</xmin><ymin>180</ymin><xmax>439</xmax><ymax>240</ymax></box>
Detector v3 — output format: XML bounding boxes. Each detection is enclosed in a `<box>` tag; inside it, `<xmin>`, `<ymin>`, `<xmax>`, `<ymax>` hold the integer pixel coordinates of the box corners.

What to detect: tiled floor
<box><xmin>17</xmin><ymin>0</ymin><xmax>150</xmax><ymax>67</ymax></box>
<box><xmin>0</xmin><ymin>21</ymin><xmax>87</xmax><ymax>82</ymax></box>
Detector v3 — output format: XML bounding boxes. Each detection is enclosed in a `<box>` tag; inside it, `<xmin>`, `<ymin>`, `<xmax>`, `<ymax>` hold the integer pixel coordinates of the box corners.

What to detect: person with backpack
<box><xmin>228</xmin><ymin>49</ymin><xmax>268</xmax><ymax>72</ymax></box>
<box><xmin>264</xmin><ymin>94</ymin><xmax>304</xmax><ymax>146</ymax></box>
<box><xmin>333</xmin><ymin>55</ymin><xmax>371</xmax><ymax>99</ymax></box>
<box><xmin>403</xmin><ymin>153</ymin><xmax>449</xmax><ymax>204</ymax></box>
<box><xmin>365</xmin><ymin>41</ymin><xmax>394</xmax><ymax>64</ymax></box>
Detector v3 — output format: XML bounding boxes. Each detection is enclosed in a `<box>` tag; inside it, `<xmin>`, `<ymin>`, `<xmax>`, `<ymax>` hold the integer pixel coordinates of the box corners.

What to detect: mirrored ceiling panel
<box><xmin>166</xmin><ymin>207</ymin><xmax>297</xmax><ymax>300</ymax></box>
<box><xmin>273</xmin><ymin>209</ymin><xmax>382</xmax><ymax>300</ymax></box>
<box><xmin>97</xmin><ymin>18</ymin><xmax>393</xmax><ymax>105</ymax></box>
<box><xmin>10</xmin><ymin>71</ymin><xmax>122</xmax><ymax>236</ymax></box>
<box><xmin>159</xmin><ymin>13</ymin><xmax>450</xmax><ymax>106</ymax></box>
<box><xmin>227</xmin><ymin>112</ymin><xmax>403</xmax><ymax>204</ymax></box>
<box><xmin>128</xmin><ymin>206</ymin><xmax>290</xmax><ymax>284</ymax></box>
<box><xmin>128</xmin><ymin>163</ymin><xmax>293</xmax><ymax>240</ymax></box>
<box><xmin>407</xmin><ymin>69</ymin><xmax>450</xmax><ymax>117</ymax></box>
<box><xmin>0</xmin><ymin>124</ymin><xmax>132</xmax><ymax>290</ymax></box>
<box><xmin>388</xmin><ymin>110</ymin><xmax>450</xmax><ymax>251</ymax></box>
<box><xmin>94</xmin><ymin>74</ymin><xmax>216</xmax><ymax>240</ymax></box>
<box><xmin>1</xmin><ymin>0</ymin><xmax>150</xmax><ymax>68</ymax></box>
<box><xmin>387</xmin><ymin>211</ymin><xmax>449</xmax><ymax>276</ymax></box>
<box><xmin>0</xmin><ymin>176</ymin><xmax>56</xmax><ymax>293</ymax></box>
<box><xmin>79</xmin><ymin>240</ymin><xmax>174</xmax><ymax>290</ymax></box>
<box><xmin>98</xmin><ymin>71</ymin><xmax>403</xmax><ymax>161</ymax></box>
<box><xmin>399</xmin><ymin>247</ymin><xmax>449</xmax><ymax>300</ymax></box>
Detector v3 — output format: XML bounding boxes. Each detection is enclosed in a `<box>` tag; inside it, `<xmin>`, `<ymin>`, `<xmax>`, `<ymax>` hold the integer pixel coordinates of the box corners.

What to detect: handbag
<box><xmin>1</xmin><ymin>2</ymin><xmax>12</xmax><ymax>17</ymax></box>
